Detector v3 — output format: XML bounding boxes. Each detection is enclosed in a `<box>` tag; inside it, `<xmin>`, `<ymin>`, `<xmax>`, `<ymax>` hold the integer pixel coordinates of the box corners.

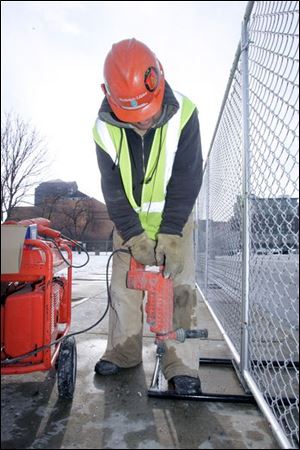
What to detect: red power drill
<box><xmin>127</xmin><ymin>257</ymin><xmax>208</xmax><ymax>343</ymax></box>
<box><xmin>127</xmin><ymin>257</ymin><xmax>208</xmax><ymax>391</ymax></box>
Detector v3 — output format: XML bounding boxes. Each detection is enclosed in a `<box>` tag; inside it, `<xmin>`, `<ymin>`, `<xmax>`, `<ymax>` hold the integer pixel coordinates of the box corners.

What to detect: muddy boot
<box><xmin>94</xmin><ymin>359</ymin><xmax>120</xmax><ymax>375</ymax></box>
<box><xmin>169</xmin><ymin>376</ymin><xmax>202</xmax><ymax>395</ymax></box>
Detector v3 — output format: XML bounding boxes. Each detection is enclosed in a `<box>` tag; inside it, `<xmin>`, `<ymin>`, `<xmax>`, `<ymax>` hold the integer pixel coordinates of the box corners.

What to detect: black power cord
<box><xmin>1</xmin><ymin>248</ymin><xmax>129</xmax><ymax>365</ymax></box>
<box><xmin>50</xmin><ymin>234</ymin><xmax>90</xmax><ymax>269</ymax></box>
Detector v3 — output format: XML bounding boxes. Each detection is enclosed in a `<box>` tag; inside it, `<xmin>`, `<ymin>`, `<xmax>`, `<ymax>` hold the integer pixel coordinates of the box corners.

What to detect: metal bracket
<box><xmin>148</xmin><ymin>356</ymin><xmax>256</xmax><ymax>404</ymax></box>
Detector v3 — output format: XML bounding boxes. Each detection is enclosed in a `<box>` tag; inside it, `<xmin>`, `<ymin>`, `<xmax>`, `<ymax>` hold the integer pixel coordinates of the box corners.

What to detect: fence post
<box><xmin>204</xmin><ymin>160</ymin><xmax>210</xmax><ymax>296</ymax></box>
<box><xmin>240</xmin><ymin>18</ymin><xmax>251</xmax><ymax>376</ymax></box>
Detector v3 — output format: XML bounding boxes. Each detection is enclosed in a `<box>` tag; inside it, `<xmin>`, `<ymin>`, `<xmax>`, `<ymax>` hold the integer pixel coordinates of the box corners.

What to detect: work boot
<box><xmin>169</xmin><ymin>376</ymin><xmax>202</xmax><ymax>395</ymax></box>
<box><xmin>94</xmin><ymin>359</ymin><xmax>121</xmax><ymax>375</ymax></box>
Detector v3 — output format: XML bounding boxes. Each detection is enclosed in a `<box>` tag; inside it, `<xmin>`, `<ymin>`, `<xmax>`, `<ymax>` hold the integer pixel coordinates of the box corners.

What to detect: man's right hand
<box><xmin>125</xmin><ymin>232</ymin><xmax>156</xmax><ymax>266</ymax></box>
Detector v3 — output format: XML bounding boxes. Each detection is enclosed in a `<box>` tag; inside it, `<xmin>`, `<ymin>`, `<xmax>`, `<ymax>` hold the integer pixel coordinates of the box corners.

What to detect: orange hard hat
<box><xmin>102</xmin><ymin>38</ymin><xmax>165</xmax><ymax>123</ymax></box>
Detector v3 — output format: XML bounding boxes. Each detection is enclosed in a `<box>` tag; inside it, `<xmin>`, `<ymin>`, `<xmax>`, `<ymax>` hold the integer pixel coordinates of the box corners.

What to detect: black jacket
<box><xmin>95</xmin><ymin>82</ymin><xmax>203</xmax><ymax>242</ymax></box>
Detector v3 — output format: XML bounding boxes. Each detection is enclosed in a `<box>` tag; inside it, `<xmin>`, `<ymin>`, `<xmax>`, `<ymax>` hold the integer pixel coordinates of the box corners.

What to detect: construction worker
<box><xmin>93</xmin><ymin>38</ymin><xmax>203</xmax><ymax>395</ymax></box>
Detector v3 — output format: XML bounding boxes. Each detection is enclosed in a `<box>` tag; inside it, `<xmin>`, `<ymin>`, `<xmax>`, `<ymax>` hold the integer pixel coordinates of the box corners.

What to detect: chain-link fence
<box><xmin>196</xmin><ymin>1</ymin><xmax>299</xmax><ymax>448</ymax></box>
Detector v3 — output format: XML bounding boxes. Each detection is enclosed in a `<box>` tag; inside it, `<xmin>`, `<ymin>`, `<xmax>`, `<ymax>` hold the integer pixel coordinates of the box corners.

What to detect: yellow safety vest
<box><xmin>93</xmin><ymin>91</ymin><xmax>196</xmax><ymax>240</ymax></box>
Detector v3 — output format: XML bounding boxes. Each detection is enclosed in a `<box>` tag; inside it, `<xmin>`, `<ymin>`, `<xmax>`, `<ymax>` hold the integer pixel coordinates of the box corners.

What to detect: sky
<box><xmin>1</xmin><ymin>0</ymin><xmax>248</xmax><ymax>204</ymax></box>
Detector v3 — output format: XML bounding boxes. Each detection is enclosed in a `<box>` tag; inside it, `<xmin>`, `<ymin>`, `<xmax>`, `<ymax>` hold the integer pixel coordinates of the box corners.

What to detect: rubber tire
<box><xmin>57</xmin><ymin>336</ymin><xmax>77</xmax><ymax>399</ymax></box>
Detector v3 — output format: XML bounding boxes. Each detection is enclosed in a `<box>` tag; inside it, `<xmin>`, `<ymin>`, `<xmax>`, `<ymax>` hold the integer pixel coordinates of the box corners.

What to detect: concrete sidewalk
<box><xmin>1</xmin><ymin>254</ymin><xmax>279</xmax><ymax>449</ymax></box>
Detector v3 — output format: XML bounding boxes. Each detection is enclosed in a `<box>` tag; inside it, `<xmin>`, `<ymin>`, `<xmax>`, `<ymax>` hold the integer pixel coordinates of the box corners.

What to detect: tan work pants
<box><xmin>102</xmin><ymin>216</ymin><xmax>199</xmax><ymax>380</ymax></box>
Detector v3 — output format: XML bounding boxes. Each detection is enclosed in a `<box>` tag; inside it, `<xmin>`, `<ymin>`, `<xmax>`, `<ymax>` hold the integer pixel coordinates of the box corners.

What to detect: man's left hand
<box><xmin>155</xmin><ymin>234</ymin><xmax>184</xmax><ymax>278</ymax></box>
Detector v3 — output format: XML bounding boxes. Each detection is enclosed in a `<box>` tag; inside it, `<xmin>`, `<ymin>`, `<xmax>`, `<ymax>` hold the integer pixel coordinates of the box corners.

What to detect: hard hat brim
<box><xmin>108</xmin><ymin>83</ymin><xmax>165</xmax><ymax>124</ymax></box>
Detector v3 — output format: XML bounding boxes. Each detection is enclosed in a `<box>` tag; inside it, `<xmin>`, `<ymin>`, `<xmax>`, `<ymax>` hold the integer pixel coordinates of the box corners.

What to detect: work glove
<box><xmin>126</xmin><ymin>232</ymin><xmax>156</xmax><ymax>266</ymax></box>
<box><xmin>155</xmin><ymin>234</ymin><xmax>184</xmax><ymax>279</ymax></box>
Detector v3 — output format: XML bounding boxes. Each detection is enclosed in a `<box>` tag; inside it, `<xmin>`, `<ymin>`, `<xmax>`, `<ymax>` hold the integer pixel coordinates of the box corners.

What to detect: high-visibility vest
<box><xmin>93</xmin><ymin>91</ymin><xmax>196</xmax><ymax>240</ymax></box>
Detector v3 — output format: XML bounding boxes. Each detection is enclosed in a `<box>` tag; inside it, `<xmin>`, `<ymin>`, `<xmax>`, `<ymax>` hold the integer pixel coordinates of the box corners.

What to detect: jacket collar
<box><xmin>98</xmin><ymin>81</ymin><xmax>179</xmax><ymax>129</ymax></box>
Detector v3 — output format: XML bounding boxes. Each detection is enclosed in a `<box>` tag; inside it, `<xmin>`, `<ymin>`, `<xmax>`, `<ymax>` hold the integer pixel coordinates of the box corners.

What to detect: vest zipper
<box><xmin>141</xmin><ymin>136</ymin><xmax>145</xmax><ymax>177</ymax></box>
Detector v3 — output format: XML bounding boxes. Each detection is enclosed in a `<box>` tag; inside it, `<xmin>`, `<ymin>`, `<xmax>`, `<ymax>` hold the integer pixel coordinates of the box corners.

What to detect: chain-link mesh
<box><xmin>196</xmin><ymin>64</ymin><xmax>244</xmax><ymax>353</ymax></box>
<box><xmin>247</xmin><ymin>1</ymin><xmax>299</xmax><ymax>446</ymax></box>
<box><xmin>196</xmin><ymin>1</ymin><xmax>299</xmax><ymax>448</ymax></box>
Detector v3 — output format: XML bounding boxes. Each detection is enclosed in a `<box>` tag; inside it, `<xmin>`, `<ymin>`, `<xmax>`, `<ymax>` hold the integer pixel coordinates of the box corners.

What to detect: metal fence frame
<box><xmin>196</xmin><ymin>1</ymin><xmax>299</xmax><ymax>448</ymax></box>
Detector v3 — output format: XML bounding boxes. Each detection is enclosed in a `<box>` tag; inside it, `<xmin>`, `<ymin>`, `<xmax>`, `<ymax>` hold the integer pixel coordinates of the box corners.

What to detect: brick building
<box><xmin>9</xmin><ymin>180</ymin><xmax>114</xmax><ymax>250</ymax></box>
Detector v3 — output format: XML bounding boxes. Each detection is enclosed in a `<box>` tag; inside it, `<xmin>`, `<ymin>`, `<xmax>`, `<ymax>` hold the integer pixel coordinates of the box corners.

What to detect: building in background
<box><xmin>9</xmin><ymin>180</ymin><xmax>113</xmax><ymax>251</ymax></box>
<box><xmin>34</xmin><ymin>180</ymin><xmax>84</xmax><ymax>205</ymax></box>
<box><xmin>197</xmin><ymin>196</ymin><xmax>299</xmax><ymax>260</ymax></box>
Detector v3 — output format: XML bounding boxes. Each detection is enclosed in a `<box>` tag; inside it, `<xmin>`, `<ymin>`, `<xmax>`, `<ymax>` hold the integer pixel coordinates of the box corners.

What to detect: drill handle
<box><xmin>185</xmin><ymin>329</ymin><xmax>208</xmax><ymax>339</ymax></box>
<box><xmin>129</xmin><ymin>257</ymin><xmax>164</xmax><ymax>274</ymax></box>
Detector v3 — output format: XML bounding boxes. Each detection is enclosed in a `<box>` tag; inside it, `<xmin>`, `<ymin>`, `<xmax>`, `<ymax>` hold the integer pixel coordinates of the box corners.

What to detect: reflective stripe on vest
<box><xmin>93</xmin><ymin>91</ymin><xmax>196</xmax><ymax>239</ymax></box>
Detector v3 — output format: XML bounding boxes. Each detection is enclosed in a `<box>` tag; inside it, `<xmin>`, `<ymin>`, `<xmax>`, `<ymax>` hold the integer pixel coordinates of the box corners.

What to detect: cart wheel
<box><xmin>57</xmin><ymin>336</ymin><xmax>77</xmax><ymax>399</ymax></box>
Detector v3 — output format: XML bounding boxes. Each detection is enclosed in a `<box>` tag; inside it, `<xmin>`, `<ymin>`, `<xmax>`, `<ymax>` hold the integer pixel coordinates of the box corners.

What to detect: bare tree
<box><xmin>1</xmin><ymin>112</ymin><xmax>50</xmax><ymax>221</ymax></box>
<box><xmin>59</xmin><ymin>198</ymin><xmax>95</xmax><ymax>241</ymax></box>
<box><xmin>39</xmin><ymin>193</ymin><xmax>66</xmax><ymax>220</ymax></box>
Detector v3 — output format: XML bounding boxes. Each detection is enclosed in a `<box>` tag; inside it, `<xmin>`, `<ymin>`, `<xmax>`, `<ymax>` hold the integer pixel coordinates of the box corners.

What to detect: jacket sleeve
<box><xmin>95</xmin><ymin>144</ymin><xmax>144</xmax><ymax>242</ymax></box>
<box><xmin>159</xmin><ymin>109</ymin><xmax>203</xmax><ymax>235</ymax></box>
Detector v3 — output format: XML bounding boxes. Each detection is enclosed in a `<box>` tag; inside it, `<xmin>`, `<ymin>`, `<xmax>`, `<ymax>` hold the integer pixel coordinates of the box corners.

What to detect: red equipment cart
<box><xmin>1</xmin><ymin>219</ymin><xmax>77</xmax><ymax>399</ymax></box>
